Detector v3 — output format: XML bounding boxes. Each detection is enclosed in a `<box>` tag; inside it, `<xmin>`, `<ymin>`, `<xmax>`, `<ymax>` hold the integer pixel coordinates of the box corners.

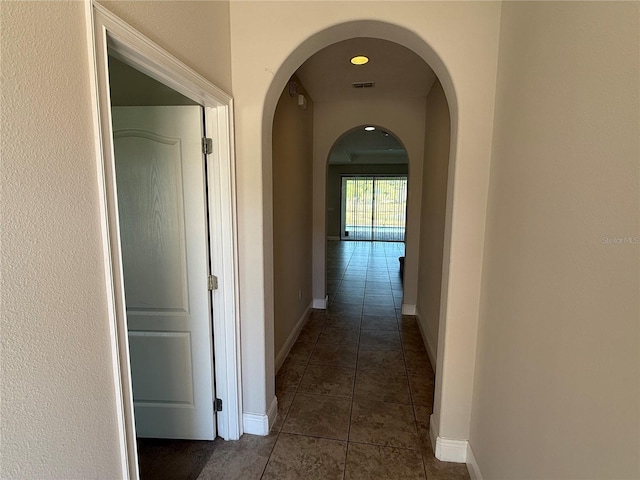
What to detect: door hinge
<box><xmin>202</xmin><ymin>137</ymin><xmax>213</xmax><ymax>155</ymax></box>
<box><xmin>208</xmin><ymin>275</ymin><xmax>218</xmax><ymax>291</ymax></box>
<box><xmin>214</xmin><ymin>398</ymin><xmax>223</xmax><ymax>412</ymax></box>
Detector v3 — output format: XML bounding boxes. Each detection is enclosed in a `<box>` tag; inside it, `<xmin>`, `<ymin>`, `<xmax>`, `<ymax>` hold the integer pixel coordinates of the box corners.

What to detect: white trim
<box><xmin>243</xmin><ymin>396</ymin><xmax>277</xmax><ymax>436</ymax></box>
<box><xmin>90</xmin><ymin>3</ymin><xmax>241</xmax><ymax>474</ymax></box>
<box><xmin>242</xmin><ymin>413</ymin><xmax>269</xmax><ymax>436</ymax></box>
<box><xmin>401</xmin><ymin>304</ymin><xmax>416</xmax><ymax>315</ymax></box>
<box><xmin>206</xmin><ymin>103</ymin><xmax>243</xmax><ymax>440</ymax></box>
<box><xmin>466</xmin><ymin>442</ymin><xmax>484</xmax><ymax>480</ymax></box>
<box><xmin>415</xmin><ymin>307</ymin><xmax>437</xmax><ymax>370</ymax></box>
<box><xmin>275</xmin><ymin>302</ymin><xmax>312</xmax><ymax>373</ymax></box>
<box><xmin>84</xmin><ymin>2</ymin><xmax>132</xmax><ymax>478</ymax></box>
<box><xmin>313</xmin><ymin>296</ymin><xmax>328</xmax><ymax>309</ymax></box>
<box><xmin>435</xmin><ymin>437</ymin><xmax>468</xmax><ymax>463</ymax></box>
<box><xmin>429</xmin><ymin>414</ymin><xmax>468</xmax><ymax>463</ymax></box>
<box><xmin>96</xmin><ymin>5</ymin><xmax>230</xmax><ymax>106</ymax></box>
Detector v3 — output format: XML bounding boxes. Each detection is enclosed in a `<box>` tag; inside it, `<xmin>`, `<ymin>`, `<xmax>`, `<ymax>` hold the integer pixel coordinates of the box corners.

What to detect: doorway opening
<box><xmin>265</xmin><ymin>25</ymin><xmax>459</xmax><ymax>463</ymax></box>
<box><xmin>109</xmin><ymin>56</ymin><xmax>218</xmax><ymax>479</ymax></box>
<box><xmin>90</xmin><ymin>5</ymin><xmax>241</xmax><ymax>479</ymax></box>
<box><xmin>109</xmin><ymin>55</ymin><xmax>216</xmax><ymax>439</ymax></box>
<box><xmin>326</xmin><ymin>124</ymin><xmax>410</xmax><ymax>245</ymax></box>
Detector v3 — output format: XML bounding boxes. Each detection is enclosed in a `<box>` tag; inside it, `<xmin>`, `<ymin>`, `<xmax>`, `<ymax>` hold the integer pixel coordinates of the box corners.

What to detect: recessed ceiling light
<box><xmin>364</xmin><ymin>126</ymin><xmax>375</xmax><ymax>131</ymax></box>
<box><xmin>350</xmin><ymin>55</ymin><xmax>369</xmax><ymax>66</ymax></box>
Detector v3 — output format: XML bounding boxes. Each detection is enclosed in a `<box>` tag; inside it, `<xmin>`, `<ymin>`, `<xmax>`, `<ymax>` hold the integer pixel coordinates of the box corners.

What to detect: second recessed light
<box><xmin>350</xmin><ymin>55</ymin><xmax>369</xmax><ymax>65</ymax></box>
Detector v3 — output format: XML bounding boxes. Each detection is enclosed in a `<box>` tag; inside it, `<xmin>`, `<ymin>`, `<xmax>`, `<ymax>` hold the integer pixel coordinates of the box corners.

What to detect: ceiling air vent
<box><xmin>352</xmin><ymin>81</ymin><xmax>375</xmax><ymax>89</ymax></box>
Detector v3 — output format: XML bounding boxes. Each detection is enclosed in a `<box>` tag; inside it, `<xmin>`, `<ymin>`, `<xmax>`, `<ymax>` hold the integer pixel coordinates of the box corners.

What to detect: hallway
<box><xmin>191</xmin><ymin>241</ymin><xmax>470</xmax><ymax>479</ymax></box>
<box><xmin>136</xmin><ymin>242</ymin><xmax>470</xmax><ymax>479</ymax></box>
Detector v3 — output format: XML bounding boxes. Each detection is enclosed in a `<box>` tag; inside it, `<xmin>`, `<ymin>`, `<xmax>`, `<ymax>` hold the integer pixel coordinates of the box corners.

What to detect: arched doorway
<box><xmin>231</xmin><ymin>8</ymin><xmax>501</xmax><ymax>460</ymax></box>
<box><xmin>262</xmin><ymin>23</ymin><xmax>462</xmax><ymax>459</ymax></box>
<box><xmin>327</xmin><ymin>126</ymin><xmax>409</xmax><ymax>244</ymax></box>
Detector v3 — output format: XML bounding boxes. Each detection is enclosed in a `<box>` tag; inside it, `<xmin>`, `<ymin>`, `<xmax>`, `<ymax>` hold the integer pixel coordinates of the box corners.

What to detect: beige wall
<box><xmin>4</xmin><ymin>1</ymin><xmax>637</xmax><ymax>476</ymax></box>
<box><xmin>327</xmin><ymin>164</ymin><xmax>409</xmax><ymax>239</ymax></box>
<box><xmin>98</xmin><ymin>0</ymin><xmax>232</xmax><ymax>94</ymax></box>
<box><xmin>229</xmin><ymin>0</ymin><xmax>502</xmax><ymax>440</ymax></box>
<box><xmin>416</xmin><ymin>80</ymin><xmax>450</xmax><ymax>368</ymax></box>
<box><xmin>470</xmin><ymin>2</ymin><xmax>640</xmax><ymax>478</ymax></box>
<box><xmin>272</xmin><ymin>78</ymin><xmax>314</xmax><ymax>364</ymax></box>
<box><xmin>0</xmin><ymin>1</ymin><xmax>232</xmax><ymax>477</ymax></box>
<box><xmin>1</xmin><ymin>2</ymin><xmax>121</xmax><ymax>478</ymax></box>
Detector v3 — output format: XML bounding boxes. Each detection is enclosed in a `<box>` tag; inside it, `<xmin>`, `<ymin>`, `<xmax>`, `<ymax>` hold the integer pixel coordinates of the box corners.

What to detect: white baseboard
<box><xmin>243</xmin><ymin>396</ymin><xmax>278</xmax><ymax>436</ymax></box>
<box><xmin>435</xmin><ymin>437</ymin><xmax>468</xmax><ymax>463</ymax></box>
<box><xmin>466</xmin><ymin>442</ymin><xmax>483</xmax><ymax>480</ymax></box>
<box><xmin>312</xmin><ymin>296</ymin><xmax>328</xmax><ymax>309</ymax></box>
<box><xmin>243</xmin><ymin>413</ymin><xmax>268</xmax><ymax>435</ymax></box>
<box><xmin>401</xmin><ymin>304</ymin><xmax>416</xmax><ymax>315</ymax></box>
<box><xmin>414</xmin><ymin>307</ymin><xmax>437</xmax><ymax>373</ymax></box>
<box><xmin>429</xmin><ymin>414</ymin><xmax>467</xmax><ymax>463</ymax></box>
<box><xmin>327</xmin><ymin>236</ymin><xmax>340</xmax><ymax>241</ymax></box>
<box><xmin>275</xmin><ymin>302</ymin><xmax>312</xmax><ymax>373</ymax></box>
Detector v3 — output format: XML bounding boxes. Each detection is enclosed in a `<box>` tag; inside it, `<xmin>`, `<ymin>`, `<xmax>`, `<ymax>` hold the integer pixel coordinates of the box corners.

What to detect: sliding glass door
<box><xmin>341</xmin><ymin>176</ymin><xmax>407</xmax><ymax>242</ymax></box>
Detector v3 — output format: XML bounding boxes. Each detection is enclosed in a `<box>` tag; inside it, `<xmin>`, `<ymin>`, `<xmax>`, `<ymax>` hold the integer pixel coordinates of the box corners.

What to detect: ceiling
<box><xmin>295</xmin><ymin>37</ymin><xmax>435</xmax><ymax>164</ymax></box>
<box><xmin>329</xmin><ymin>127</ymin><xmax>407</xmax><ymax>165</ymax></box>
<box><xmin>296</xmin><ymin>37</ymin><xmax>436</xmax><ymax>103</ymax></box>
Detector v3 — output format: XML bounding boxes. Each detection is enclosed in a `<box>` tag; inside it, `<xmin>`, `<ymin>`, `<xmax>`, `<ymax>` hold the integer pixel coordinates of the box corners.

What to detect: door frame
<box><xmin>85</xmin><ymin>3</ymin><xmax>242</xmax><ymax>478</ymax></box>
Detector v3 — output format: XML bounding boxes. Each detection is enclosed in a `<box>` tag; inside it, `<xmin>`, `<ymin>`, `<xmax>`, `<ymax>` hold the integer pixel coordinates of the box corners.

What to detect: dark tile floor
<box><xmin>138</xmin><ymin>241</ymin><xmax>470</xmax><ymax>480</ymax></box>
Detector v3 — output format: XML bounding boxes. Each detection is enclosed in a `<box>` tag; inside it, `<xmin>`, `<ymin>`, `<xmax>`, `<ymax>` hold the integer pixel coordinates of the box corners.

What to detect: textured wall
<box><xmin>0</xmin><ymin>2</ymin><xmax>122</xmax><ymax>478</ymax></box>
<box><xmin>416</xmin><ymin>80</ymin><xmax>451</xmax><ymax>368</ymax></box>
<box><xmin>471</xmin><ymin>2</ymin><xmax>640</xmax><ymax>478</ymax></box>
<box><xmin>272</xmin><ymin>78</ymin><xmax>314</xmax><ymax>364</ymax></box>
<box><xmin>98</xmin><ymin>0</ymin><xmax>232</xmax><ymax>94</ymax></box>
<box><xmin>1</xmin><ymin>1</ymin><xmax>233</xmax><ymax>477</ymax></box>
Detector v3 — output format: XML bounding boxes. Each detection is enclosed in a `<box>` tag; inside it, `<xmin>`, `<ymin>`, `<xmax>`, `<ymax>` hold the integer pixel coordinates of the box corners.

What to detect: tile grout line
<box><xmin>342</xmin><ymin>332</ymin><xmax>359</xmax><ymax>480</ymax></box>
<box><xmin>350</xmin><ymin>241</ymin><xmax>426</xmax><ymax>477</ymax></box>
<box><xmin>398</xmin><ymin>308</ymin><xmax>431</xmax><ymax>480</ymax></box>
<box><xmin>342</xmin><ymin>244</ymin><xmax>358</xmax><ymax>480</ymax></box>
<box><xmin>258</xmin><ymin>429</ymin><xmax>280</xmax><ymax>480</ymax></box>
<box><xmin>339</xmin><ymin>245</ymin><xmax>376</xmax><ymax>479</ymax></box>
<box><xmin>267</xmin><ymin>304</ymin><xmax>327</xmax><ymax>478</ymax></box>
<box><xmin>275</xmin><ymin>241</ymin><xmax>433</xmax><ymax>479</ymax></box>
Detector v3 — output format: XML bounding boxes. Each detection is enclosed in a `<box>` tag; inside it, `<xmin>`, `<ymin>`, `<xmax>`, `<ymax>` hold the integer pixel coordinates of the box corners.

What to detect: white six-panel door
<box><xmin>112</xmin><ymin>106</ymin><xmax>216</xmax><ymax>440</ymax></box>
